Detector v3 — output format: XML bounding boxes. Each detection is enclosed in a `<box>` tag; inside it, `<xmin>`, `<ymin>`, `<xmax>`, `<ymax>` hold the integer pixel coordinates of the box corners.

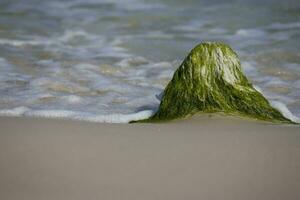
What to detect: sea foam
<box><xmin>0</xmin><ymin>0</ymin><xmax>299</xmax><ymax>124</ymax></box>
<box><xmin>270</xmin><ymin>101</ymin><xmax>300</xmax><ymax>123</ymax></box>
<box><xmin>0</xmin><ymin>107</ymin><xmax>154</xmax><ymax>123</ymax></box>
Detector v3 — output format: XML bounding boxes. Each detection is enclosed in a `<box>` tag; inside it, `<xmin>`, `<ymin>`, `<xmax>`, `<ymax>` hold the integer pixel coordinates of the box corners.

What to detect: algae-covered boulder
<box><xmin>141</xmin><ymin>42</ymin><xmax>292</xmax><ymax>123</ymax></box>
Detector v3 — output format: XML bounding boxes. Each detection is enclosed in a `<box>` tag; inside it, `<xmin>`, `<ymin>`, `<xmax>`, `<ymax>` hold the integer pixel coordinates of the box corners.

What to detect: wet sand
<box><xmin>0</xmin><ymin>116</ymin><xmax>300</xmax><ymax>200</ymax></box>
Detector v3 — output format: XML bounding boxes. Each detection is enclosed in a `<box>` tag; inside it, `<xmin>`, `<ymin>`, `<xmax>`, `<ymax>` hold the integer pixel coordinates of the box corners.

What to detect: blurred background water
<box><xmin>0</xmin><ymin>0</ymin><xmax>299</xmax><ymax>122</ymax></box>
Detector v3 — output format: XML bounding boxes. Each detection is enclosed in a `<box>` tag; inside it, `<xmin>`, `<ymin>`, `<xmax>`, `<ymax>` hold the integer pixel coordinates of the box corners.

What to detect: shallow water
<box><xmin>0</xmin><ymin>0</ymin><xmax>299</xmax><ymax>122</ymax></box>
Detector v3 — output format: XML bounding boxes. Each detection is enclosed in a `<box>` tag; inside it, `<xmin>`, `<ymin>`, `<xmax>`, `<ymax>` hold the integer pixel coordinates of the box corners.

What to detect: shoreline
<box><xmin>0</xmin><ymin>116</ymin><xmax>300</xmax><ymax>200</ymax></box>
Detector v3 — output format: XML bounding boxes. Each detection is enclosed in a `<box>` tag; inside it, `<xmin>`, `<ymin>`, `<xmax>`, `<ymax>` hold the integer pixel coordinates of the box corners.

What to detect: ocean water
<box><xmin>0</xmin><ymin>0</ymin><xmax>299</xmax><ymax>123</ymax></box>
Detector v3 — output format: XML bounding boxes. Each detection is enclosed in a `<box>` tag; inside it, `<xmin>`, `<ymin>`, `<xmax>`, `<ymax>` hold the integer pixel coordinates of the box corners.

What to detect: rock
<box><xmin>137</xmin><ymin>42</ymin><xmax>292</xmax><ymax>123</ymax></box>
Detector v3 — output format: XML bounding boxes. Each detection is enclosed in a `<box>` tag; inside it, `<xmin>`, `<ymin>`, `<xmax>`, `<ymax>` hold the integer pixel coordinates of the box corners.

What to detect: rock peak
<box><xmin>137</xmin><ymin>42</ymin><xmax>292</xmax><ymax>123</ymax></box>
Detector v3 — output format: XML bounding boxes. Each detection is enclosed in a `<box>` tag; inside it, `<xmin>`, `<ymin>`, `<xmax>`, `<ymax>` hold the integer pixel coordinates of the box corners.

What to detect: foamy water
<box><xmin>0</xmin><ymin>0</ymin><xmax>299</xmax><ymax>123</ymax></box>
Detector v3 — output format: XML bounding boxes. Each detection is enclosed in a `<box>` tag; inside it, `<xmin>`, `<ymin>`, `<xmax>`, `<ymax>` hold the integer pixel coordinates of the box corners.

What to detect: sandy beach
<box><xmin>0</xmin><ymin>0</ymin><xmax>299</xmax><ymax>199</ymax></box>
<box><xmin>0</xmin><ymin>116</ymin><xmax>299</xmax><ymax>200</ymax></box>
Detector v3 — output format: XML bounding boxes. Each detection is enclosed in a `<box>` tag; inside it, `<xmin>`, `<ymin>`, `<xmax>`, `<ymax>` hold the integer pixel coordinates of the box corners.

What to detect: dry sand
<box><xmin>0</xmin><ymin>115</ymin><xmax>300</xmax><ymax>200</ymax></box>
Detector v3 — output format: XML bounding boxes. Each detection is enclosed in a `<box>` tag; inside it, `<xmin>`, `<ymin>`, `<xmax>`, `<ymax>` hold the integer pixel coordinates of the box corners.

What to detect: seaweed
<box><xmin>135</xmin><ymin>42</ymin><xmax>293</xmax><ymax>123</ymax></box>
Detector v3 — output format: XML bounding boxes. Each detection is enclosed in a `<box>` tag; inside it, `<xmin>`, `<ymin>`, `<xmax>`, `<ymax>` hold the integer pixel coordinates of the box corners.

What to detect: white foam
<box><xmin>247</xmin><ymin>86</ymin><xmax>299</xmax><ymax>123</ymax></box>
<box><xmin>36</xmin><ymin>59</ymin><xmax>60</xmax><ymax>67</ymax></box>
<box><xmin>0</xmin><ymin>107</ymin><xmax>154</xmax><ymax>123</ymax></box>
<box><xmin>83</xmin><ymin>110</ymin><xmax>154</xmax><ymax>123</ymax></box>
<box><xmin>61</xmin><ymin>95</ymin><xmax>82</xmax><ymax>104</ymax></box>
<box><xmin>235</xmin><ymin>29</ymin><xmax>266</xmax><ymax>38</ymax></box>
<box><xmin>58</xmin><ymin>30</ymin><xmax>96</xmax><ymax>42</ymax></box>
<box><xmin>0</xmin><ymin>38</ymin><xmax>52</xmax><ymax>47</ymax></box>
<box><xmin>0</xmin><ymin>39</ymin><xmax>41</xmax><ymax>46</ymax></box>
<box><xmin>152</xmin><ymin>62</ymin><xmax>173</xmax><ymax>68</ymax></box>
<box><xmin>157</xmin><ymin>69</ymin><xmax>174</xmax><ymax>79</ymax></box>
<box><xmin>0</xmin><ymin>29</ymin><xmax>99</xmax><ymax>49</ymax></box>
<box><xmin>0</xmin><ymin>106</ymin><xmax>30</xmax><ymax>117</ymax></box>
<box><xmin>26</xmin><ymin>110</ymin><xmax>79</xmax><ymax>119</ymax></box>
<box><xmin>270</xmin><ymin>101</ymin><xmax>300</xmax><ymax>123</ymax></box>
<box><xmin>208</xmin><ymin>28</ymin><xmax>228</xmax><ymax>34</ymax></box>
<box><xmin>116</xmin><ymin>57</ymin><xmax>149</xmax><ymax>68</ymax></box>
<box><xmin>253</xmin><ymin>85</ymin><xmax>263</xmax><ymax>93</ymax></box>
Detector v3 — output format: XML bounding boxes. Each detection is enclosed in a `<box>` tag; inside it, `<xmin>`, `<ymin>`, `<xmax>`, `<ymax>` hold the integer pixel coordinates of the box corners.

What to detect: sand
<box><xmin>0</xmin><ymin>115</ymin><xmax>300</xmax><ymax>200</ymax></box>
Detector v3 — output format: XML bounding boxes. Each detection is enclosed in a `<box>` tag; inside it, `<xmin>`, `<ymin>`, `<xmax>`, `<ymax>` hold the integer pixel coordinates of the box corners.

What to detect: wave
<box><xmin>1</xmin><ymin>99</ymin><xmax>299</xmax><ymax>124</ymax></box>
<box><xmin>270</xmin><ymin>101</ymin><xmax>300</xmax><ymax>123</ymax></box>
<box><xmin>0</xmin><ymin>107</ymin><xmax>154</xmax><ymax>123</ymax></box>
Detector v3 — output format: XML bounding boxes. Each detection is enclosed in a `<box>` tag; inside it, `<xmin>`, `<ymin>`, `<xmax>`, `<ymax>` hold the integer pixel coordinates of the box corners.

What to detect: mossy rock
<box><xmin>136</xmin><ymin>42</ymin><xmax>292</xmax><ymax>123</ymax></box>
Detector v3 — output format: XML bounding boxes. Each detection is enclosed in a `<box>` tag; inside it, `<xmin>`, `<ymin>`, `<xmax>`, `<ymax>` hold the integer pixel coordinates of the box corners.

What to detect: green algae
<box><xmin>136</xmin><ymin>42</ymin><xmax>293</xmax><ymax>123</ymax></box>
